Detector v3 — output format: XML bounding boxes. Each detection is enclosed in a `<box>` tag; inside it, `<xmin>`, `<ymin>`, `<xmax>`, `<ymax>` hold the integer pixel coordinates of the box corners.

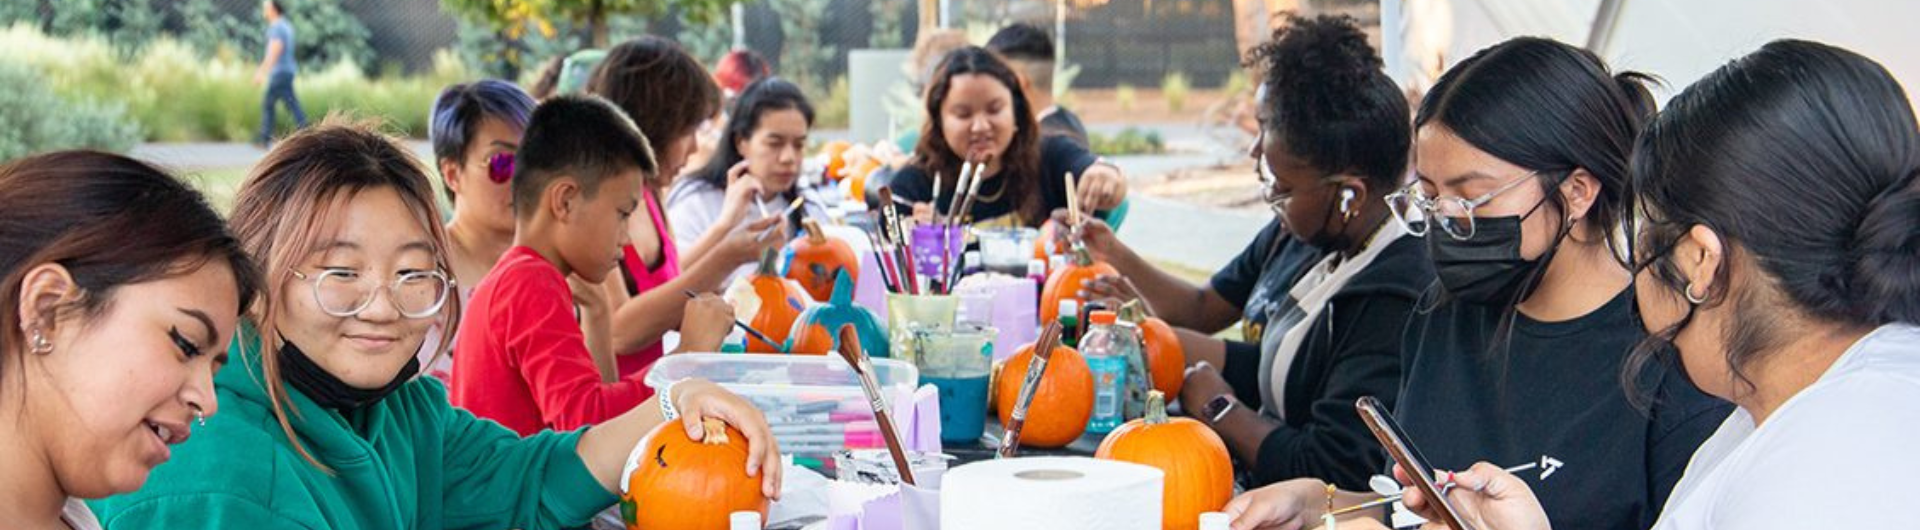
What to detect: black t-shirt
<box><xmin>1210</xmin><ymin>220</ymin><xmax>1321</xmax><ymax>408</ymax></box>
<box><xmin>1216</xmin><ymin>234</ymin><xmax>1434</xmax><ymax>490</ymax></box>
<box><xmin>1396</xmin><ymin>290</ymin><xmax>1732</xmax><ymax>530</ymax></box>
<box><xmin>1040</xmin><ymin>106</ymin><xmax>1090</xmax><ymax>150</ymax></box>
<box><xmin>889</xmin><ymin>135</ymin><xmax>1102</xmax><ymax>228</ymax></box>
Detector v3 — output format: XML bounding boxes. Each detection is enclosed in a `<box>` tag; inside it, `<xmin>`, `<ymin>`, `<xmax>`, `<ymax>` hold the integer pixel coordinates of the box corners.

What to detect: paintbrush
<box><xmin>954</xmin><ymin>154</ymin><xmax>991</xmax><ymax>225</ymax></box>
<box><xmin>946</xmin><ymin>159</ymin><xmax>975</xmax><ymax>222</ymax></box>
<box><xmin>998</xmin><ymin>321</ymin><xmax>1064</xmax><ymax>459</ymax></box>
<box><xmin>681</xmin><ymin>290</ymin><xmax>778</xmax><ymax>348</ymax></box>
<box><xmin>756</xmin><ymin>196</ymin><xmax>806</xmax><ymax>241</ymax></box>
<box><xmin>833</xmin><ymin>325</ymin><xmax>916</xmax><ymax>486</ymax></box>
<box><xmin>877</xmin><ymin>187</ymin><xmax>919</xmax><ymax>294</ymax></box>
<box><xmin>1064</xmin><ymin>171</ymin><xmax>1081</xmax><ymax>229</ymax></box>
<box><xmin>930</xmin><ymin>172</ymin><xmax>944</xmax><ymax>225</ymax></box>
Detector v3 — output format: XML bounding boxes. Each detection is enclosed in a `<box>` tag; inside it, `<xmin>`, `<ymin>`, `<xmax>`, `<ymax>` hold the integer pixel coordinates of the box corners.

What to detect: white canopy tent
<box><xmin>1382</xmin><ymin>0</ymin><xmax>1920</xmax><ymax>108</ymax></box>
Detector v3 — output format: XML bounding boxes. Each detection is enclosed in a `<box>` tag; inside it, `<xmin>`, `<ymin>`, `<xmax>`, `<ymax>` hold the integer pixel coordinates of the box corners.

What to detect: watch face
<box><xmin>1207</xmin><ymin>395</ymin><xmax>1233</xmax><ymax>420</ymax></box>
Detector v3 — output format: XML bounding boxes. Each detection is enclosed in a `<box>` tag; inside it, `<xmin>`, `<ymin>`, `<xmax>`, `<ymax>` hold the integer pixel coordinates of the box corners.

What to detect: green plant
<box><xmin>816</xmin><ymin>75</ymin><xmax>851</xmax><ymax>130</ymax></box>
<box><xmin>1162</xmin><ymin>72</ymin><xmax>1190</xmax><ymax>113</ymax></box>
<box><xmin>442</xmin><ymin>0</ymin><xmax>739</xmax><ymax>49</ymax></box>
<box><xmin>1117</xmin><ymin>83</ymin><xmax>1137</xmax><ymax>113</ymax></box>
<box><xmin>1</xmin><ymin>25</ymin><xmax>465</xmax><ymax>142</ymax></box>
<box><xmin>1223</xmin><ymin>69</ymin><xmax>1251</xmax><ymax>97</ymax></box>
<box><xmin>1088</xmin><ymin>127</ymin><xmax>1166</xmax><ymax>156</ymax></box>
<box><xmin>0</xmin><ymin>61</ymin><xmax>142</xmax><ymax>162</ymax></box>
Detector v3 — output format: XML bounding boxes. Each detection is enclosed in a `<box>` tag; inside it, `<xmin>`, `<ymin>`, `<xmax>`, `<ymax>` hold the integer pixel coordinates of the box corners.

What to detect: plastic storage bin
<box><xmin>645</xmin><ymin>354</ymin><xmax>920</xmax><ymax>461</ymax></box>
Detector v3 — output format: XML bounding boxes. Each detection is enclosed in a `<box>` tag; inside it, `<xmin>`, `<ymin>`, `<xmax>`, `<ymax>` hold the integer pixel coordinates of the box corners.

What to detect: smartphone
<box><xmin>1355</xmin><ymin>396</ymin><xmax>1473</xmax><ymax>530</ymax></box>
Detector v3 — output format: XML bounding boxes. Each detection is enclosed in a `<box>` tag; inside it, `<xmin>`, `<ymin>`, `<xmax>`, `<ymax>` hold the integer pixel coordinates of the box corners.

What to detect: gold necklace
<box><xmin>974</xmin><ymin>174</ymin><xmax>1007</xmax><ymax>202</ymax></box>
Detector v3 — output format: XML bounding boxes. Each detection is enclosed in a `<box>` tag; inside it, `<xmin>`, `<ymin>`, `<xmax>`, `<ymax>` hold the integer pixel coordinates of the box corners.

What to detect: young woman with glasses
<box><xmin>1219</xmin><ymin>37</ymin><xmax>1730</xmax><ymax>530</ymax></box>
<box><xmin>89</xmin><ymin>120</ymin><xmax>779</xmax><ymax>528</ymax></box>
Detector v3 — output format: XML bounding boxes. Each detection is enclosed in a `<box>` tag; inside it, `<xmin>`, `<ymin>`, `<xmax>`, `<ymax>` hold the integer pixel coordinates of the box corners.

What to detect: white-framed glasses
<box><xmin>1385</xmin><ymin>170</ymin><xmax>1544</xmax><ymax>240</ymax></box>
<box><xmin>291</xmin><ymin>268</ymin><xmax>452</xmax><ymax>319</ymax></box>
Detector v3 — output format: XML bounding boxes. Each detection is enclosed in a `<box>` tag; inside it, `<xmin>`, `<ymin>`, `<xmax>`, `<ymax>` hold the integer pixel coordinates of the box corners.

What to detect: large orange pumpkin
<box><xmin>730</xmin><ymin>249</ymin><xmax>811</xmax><ymax>353</ymax></box>
<box><xmin>785</xmin><ymin>219</ymin><xmax>859</xmax><ymax>302</ymax></box>
<box><xmin>1119</xmin><ymin>302</ymin><xmax>1186</xmax><ymax>398</ymax></box>
<box><xmin>1039</xmin><ymin>246</ymin><xmax>1119</xmax><ymax>324</ymax></box>
<box><xmin>994</xmin><ymin>342</ymin><xmax>1094</xmax><ymax>448</ymax></box>
<box><xmin>1095</xmin><ymin>391</ymin><xmax>1233</xmax><ymax>530</ymax></box>
<box><xmin>622</xmin><ymin>419</ymin><xmax>769</xmax><ymax>530</ymax></box>
<box><xmin>821</xmin><ymin>140</ymin><xmax>854</xmax><ymax>182</ymax></box>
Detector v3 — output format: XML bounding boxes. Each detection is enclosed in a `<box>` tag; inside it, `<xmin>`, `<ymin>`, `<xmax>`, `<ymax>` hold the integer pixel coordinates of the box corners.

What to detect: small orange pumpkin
<box><xmin>622</xmin><ymin>419</ymin><xmax>769</xmax><ymax>530</ymax></box>
<box><xmin>1039</xmin><ymin>246</ymin><xmax>1119</xmax><ymax>324</ymax></box>
<box><xmin>1034</xmin><ymin>219</ymin><xmax>1063</xmax><ymax>261</ymax></box>
<box><xmin>994</xmin><ymin>342</ymin><xmax>1094</xmax><ymax>448</ymax></box>
<box><xmin>785</xmin><ymin>219</ymin><xmax>859</xmax><ymax>302</ymax></box>
<box><xmin>1119</xmin><ymin>301</ymin><xmax>1186</xmax><ymax>398</ymax></box>
<box><xmin>1095</xmin><ymin>391</ymin><xmax>1233</xmax><ymax>530</ymax></box>
<box><xmin>732</xmin><ymin>249</ymin><xmax>811</xmax><ymax>353</ymax></box>
<box><xmin>821</xmin><ymin>140</ymin><xmax>854</xmax><ymax>182</ymax></box>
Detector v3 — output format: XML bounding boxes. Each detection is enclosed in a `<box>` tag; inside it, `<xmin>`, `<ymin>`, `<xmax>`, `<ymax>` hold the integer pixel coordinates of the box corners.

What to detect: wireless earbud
<box><xmin>1339</xmin><ymin>188</ymin><xmax>1356</xmax><ymax>214</ymax></box>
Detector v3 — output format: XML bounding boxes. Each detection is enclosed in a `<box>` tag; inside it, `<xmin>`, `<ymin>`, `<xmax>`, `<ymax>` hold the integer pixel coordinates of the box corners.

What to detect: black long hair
<box><xmin>689</xmin><ymin>77</ymin><xmax>815</xmax><ymax>229</ymax></box>
<box><xmin>912</xmin><ymin>46</ymin><xmax>1046</xmax><ymax>226</ymax></box>
<box><xmin>1625</xmin><ymin>39</ymin><xmax>1920</xmax><ymax>403</ymax></box>
<box><xmin>1413</xmin><ymin>37</ymin><xmax>1657</xmax><ymax>370</ymax></box>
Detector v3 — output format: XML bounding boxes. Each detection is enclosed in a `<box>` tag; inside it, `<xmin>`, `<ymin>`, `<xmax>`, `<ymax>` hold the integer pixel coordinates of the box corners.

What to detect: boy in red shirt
<box><xmin>452</xmin><ymin>94</ymin><xmax>730</xmax><ymax>435</ymax></box>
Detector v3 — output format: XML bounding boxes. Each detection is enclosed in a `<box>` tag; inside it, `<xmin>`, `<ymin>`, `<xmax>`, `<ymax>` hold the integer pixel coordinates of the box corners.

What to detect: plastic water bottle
<box><xmin>1082</xmin><ymin>310</ymin><xmax>1131</xmax><ymax>434</ymax></box>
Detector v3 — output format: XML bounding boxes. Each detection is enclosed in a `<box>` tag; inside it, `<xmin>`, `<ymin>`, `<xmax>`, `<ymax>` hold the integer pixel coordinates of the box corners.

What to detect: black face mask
<box><xmin>1428</xmin><ymin>215</ymin><xmax>1546</xmax><ymax>305</ymax></box>
<box><xmin>279</xmin><ymin>340</ymin><xmax>419</xmax><ymax>410</ymax></box>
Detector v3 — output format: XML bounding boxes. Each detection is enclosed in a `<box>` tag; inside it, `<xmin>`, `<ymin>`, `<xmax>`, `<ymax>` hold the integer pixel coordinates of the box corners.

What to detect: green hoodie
<box><xmin>88</xmin><ymin>335</ymin><xmax>617</xmax><ymax>529</ymax></box>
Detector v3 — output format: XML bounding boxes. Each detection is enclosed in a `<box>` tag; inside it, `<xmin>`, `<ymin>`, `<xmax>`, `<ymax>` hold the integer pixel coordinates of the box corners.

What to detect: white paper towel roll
<box><xmin>941</xmin><ymin>456</ymin><xmax>1163</xmax><ymax>530</ymax></box>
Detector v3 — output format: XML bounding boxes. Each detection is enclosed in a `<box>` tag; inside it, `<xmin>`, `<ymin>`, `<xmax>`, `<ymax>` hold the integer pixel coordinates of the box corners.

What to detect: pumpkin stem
<box><xmin>1117</xmin><ymin>299</ymin><xmax>1147</xmax><ymax>323</ymax></box>
<box><xmin>1145</xmin><ymin>390</ymin><xmax>1168</xmax><ymax>425</ymax></box>
<box><xmin>804</xmin><ymin>218</ymin><xmax>828</xmax><ymax>244</ymax></box>
<box><xmin>702</xmin><ymin>418</ymin><xmax>731</xmax><ymax>445</ymax></box>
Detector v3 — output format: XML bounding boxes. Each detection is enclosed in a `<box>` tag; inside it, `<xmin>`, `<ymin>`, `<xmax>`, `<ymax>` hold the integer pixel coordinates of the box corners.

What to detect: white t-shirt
<box><xmin>1652</xmin><ymin>323</ymin><xmax>1920</xmax><ymax>529</ymax></box>
<box><xmin>664</xmin><ymin>176</ymin><xmax>833</xmax><ymax>284</ymax></box>
<box><xmin>64</xmin><ymin>498</ymin><xmax>102</xmax><ymax>530</ymax></box>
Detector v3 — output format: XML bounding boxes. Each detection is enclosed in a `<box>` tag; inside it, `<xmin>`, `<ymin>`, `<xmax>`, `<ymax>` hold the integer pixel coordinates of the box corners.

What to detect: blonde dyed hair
<box><xmin>228</xmin><ymin>116</ymin><xmax>461</xmax><ymax>471</ymax></box>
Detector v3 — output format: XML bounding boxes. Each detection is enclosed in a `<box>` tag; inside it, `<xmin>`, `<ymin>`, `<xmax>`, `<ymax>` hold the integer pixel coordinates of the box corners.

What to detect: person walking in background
<box><xmin>253</xmin><ymin>0</ymin><xmax>308</xmax><ymax>148</ymax></box>
<box><xmin>987</xmin><ymin>23</ymin><xmax>1090</xmax><ymax>149</ymax></box>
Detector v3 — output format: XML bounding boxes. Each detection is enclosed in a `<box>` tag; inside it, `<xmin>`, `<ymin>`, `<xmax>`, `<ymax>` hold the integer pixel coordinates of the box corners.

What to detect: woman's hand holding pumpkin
<box><xmin>669</xmin><ymin>378</ymin><xmax>784</xmax><ymax>499</ymax></box>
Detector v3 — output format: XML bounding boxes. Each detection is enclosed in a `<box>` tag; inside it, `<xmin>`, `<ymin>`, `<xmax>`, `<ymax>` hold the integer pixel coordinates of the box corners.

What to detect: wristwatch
<box><xmin>1202</xmin><ymin>393</ymin><xmax>1238</xmax><ymax>424</ymax></box>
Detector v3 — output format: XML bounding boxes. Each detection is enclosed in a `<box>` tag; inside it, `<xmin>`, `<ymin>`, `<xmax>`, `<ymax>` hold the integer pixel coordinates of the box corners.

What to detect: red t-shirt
<box><xmin>451</xmin><ymin>246</ymin><xmax>653</xmax><ymax>436</ymax></box>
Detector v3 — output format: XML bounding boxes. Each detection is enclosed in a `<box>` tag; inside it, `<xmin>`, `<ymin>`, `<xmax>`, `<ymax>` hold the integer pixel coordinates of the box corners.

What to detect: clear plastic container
<box><xmin>1080</xmin><ymin>311</ymin><xmax>1134</xmax><ymax>434</ymax></box>
<box><xmin>645</xmin><ymin>354</ymin><xmax>920</xmax><ymax>458</ymax></box>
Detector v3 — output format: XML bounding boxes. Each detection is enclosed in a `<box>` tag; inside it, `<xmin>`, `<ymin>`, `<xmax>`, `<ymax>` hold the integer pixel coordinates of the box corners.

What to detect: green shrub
<box><xmin>816</xmin><ymin>75</ymin><xmax>852</xmax><ymax>130</ymax></box>
<box><xmin>1162</xmin><ymin>72</ymin><xmax>1190</xmax><ymax>114</ymax></box>
<box><xmin>0</xmin><ymin>62</ymin><xmax>142</xmax><ymax>162</ymax></box>
<box><xmin>1088</xmin><ymin>127</ymin><xmax>1165</xmax><ymax>156</ymax></box>
<box><xmin>2</xmin><ymin>25</ymin><xmax>467</xmax><ymax>142</ymax></box>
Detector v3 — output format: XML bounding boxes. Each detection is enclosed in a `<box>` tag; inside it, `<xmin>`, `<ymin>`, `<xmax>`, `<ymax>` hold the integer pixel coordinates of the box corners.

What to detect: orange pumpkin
<box><xmin>994</xmin><ymin>342</ymin><xmax>1094</xmax><ymax>448</ymax></box>
<box><xmin>1034</xmin><ymin>219</ymin><xmax>1062</xmax><ymax>261</ymax></box>
<box><xmin>847</xmin><ymin>157</ymin><xmax>882</xmax><ymax>201</ymax></box>
<box><xmin>622</xmin><ymin>419</ymin><xmax>769</xmax><ymax>530</ymax></box>
<box><xmin>1120</xmin><ymin>302</ymin><xmax>1186</xmax><ymax>398</ymax></box>
<box><xmin>1095</xmin><ymin>391</ymin><xmax>1233</xmax><ymax>530</ymax></box>
<box><xmin>785</xmin><ymin>219</ymin><xmax>859</xmax><ymax>302</ymax></box>
<box><xmin>1039</xmin><ymin>246</ymin><xmax>1119</xmax><ymax>324</ymax></box>
<box><xmin>732</xmin><ymin>249</ymin><xmax>811</xmax><ymax>353</ymax></box>
<box><xmin>821</xmin><ymin>140</ymin><xmax>854</xmax><ymax>182</ymax></box>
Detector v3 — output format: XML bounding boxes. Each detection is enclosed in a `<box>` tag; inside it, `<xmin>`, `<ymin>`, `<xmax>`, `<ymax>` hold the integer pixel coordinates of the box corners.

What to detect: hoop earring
<box><xmin>1684</xmin><ymin>282</ymin><xmax>1708</xmax><ymax>305</ymax></box>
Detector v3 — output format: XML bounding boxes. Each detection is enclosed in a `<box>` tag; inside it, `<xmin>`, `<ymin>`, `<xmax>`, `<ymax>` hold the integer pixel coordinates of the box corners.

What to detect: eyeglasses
<box><xmin>486</xmin><ymin>151</ymin><xmax>514</xmax><ymax>184</ymax></box>
<box><xmin>291</xmin><ymin>268</ymin><xmax>452</xmax><ymax>319</ymax></box>
<box><xmin>1385</xmin><ymin>171</ymin><xmax>1543</xmax><ymax>240</ymax></box>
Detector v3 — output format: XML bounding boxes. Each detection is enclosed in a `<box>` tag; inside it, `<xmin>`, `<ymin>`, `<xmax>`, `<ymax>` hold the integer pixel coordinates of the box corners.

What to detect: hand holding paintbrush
<box><xmin>833</xmin><ymin>324</ymin><xmax>916</xmax><ymax>485</ymax></box>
